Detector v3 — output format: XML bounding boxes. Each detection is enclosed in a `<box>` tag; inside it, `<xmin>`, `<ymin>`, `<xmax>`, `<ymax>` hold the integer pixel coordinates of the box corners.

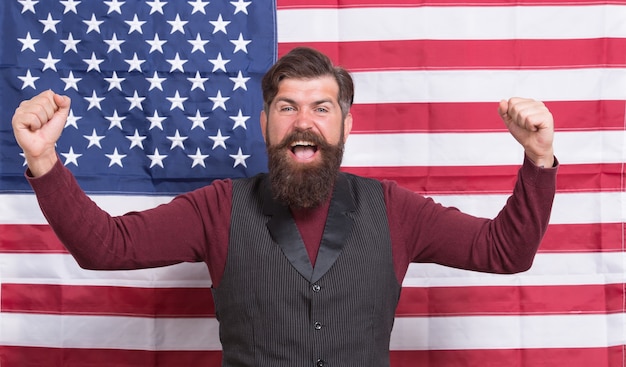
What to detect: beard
<box><xmin>266</xmin><ymin>128</ymin><xmax>344</xmax><ymax>209</ymax></box>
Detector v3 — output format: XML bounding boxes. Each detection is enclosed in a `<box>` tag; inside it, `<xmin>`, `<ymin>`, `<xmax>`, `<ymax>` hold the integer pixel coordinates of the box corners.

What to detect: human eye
<box><xmin>276</xmin><ymin>103</ymin><xmax>295</xmax><ymax>113</ymax></box>
<box><xmin>314</xmin><ymin>104</ymin><xmax>331</xmax><ymax>113</ymax></box>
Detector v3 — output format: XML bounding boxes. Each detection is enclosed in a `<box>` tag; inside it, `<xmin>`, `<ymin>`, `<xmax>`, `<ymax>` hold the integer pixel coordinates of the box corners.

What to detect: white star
<box><xmin>84</xmin><ymin>90</ymin><xmax>104</xmax><ymax>110</ymax></box>
<box><xmin>105</xmin><ymin>148</ymin><xmax>127</xmax><ymax>167</ymax></box>
<box><xmin>83</xmin><ymin>14</ymin><xmax>104</xmax><ymax>34</ymax></box>
<box><xmin>188</xmin><ymin>71</ymin><xmax>208</xmax><ymax>91</ymax></box>
<box><xmin>147</xmin><ymin>111</ymin><xmax>166</xmax><ymax>130</ymax></box>
<box><xmin>146</xmin><ymin>34</ymin><xmax>166</xmax><ymax>53</ymax></box>
<box><xmin>188</xmin><ymin>33</ymin><xmax>209</xmax><ymax>53</ymax></box>
<box><xmin>65</xmin><ymin>110</ymin><xmax>82</xmax><ymax>129</ymax></box>
<box><xmin>230</xmin><ymin>0</ymin><xmax>251</xmax><ymax>15</ymax></box>
<box><xmin>209</xmin><ymin>129</ymin><xmax>230</xmax><ymax>150</ymax></box>
<box><xmin>18</xmin><ymin>32</ymin><xmax>39</xmax><ymax>52</ymax></box>
<box><xmin>104</xmin><ymin>33</ymin><xmax>125</xmax><ymax>53</ymax></box>
<box><xmin>188</xmin><ymin>0</ymin><xmax>209</xmax><ymax>14</ymax></box>
<box><xmin>38</xmin><ymin>52</ymin><xmax>60</xmax><ymax>71</ymax></box>
<box><xmin>106</xmin><ymin>110</ymin><xmax>126</xmax><ymax>129</ymax></box>
<box><xmin>188</xmin><ymin>148</ymin><xmax>209</xmax><ymax>168</ymax></box>
<box><xmin>61</xmin><ymin>147</ymin><xmax>82</xmax><ymax>166</ymax></box>
<box><xmin>105</xmin><ymin>71</ymin><xmax>125</xmax><ymax>91</ymax></box>
<box><xmin>61</xmin><ymin>71</ymin><xmax>81</xmax><ymax>91</ymax></box>
<box><xmin>147</xmin><ymin>148</ymin><xmax>167</xmax><ymax>168</ymax></box>
<box><xmin>104</xmin><ymin>0</ymin><xmax>124</xmax><ymax>14</ymax></box>
<box><xmin>230</xmin><ymin>109</ymin><xmax>250</xmax><ymax>129</ymax></box>
<box><xmin>18</xmin><ymin>70</ymin><xmax>39</xmax><ymax>89</ymax></box>
<box><xmin>60</xmin><ymin>33</ymin><xmax>80</xmax><ymax>53</ymax></box>
<box><xmin>167</xmin><ymin>91</ymin><xmax>187</xmax><ymax>110</ymax></box>
<box><xmin>230</xmin><ymin>33</ymin><xmax>251</xmax><ymax>53</ymax></box>
<box><xmin>166</xmin><ymin>130</ymin><xmax>188</xmax><ymax>150</ymax></box>
<box><xmin>147</xmin><ymin>0</ymin><xmax>167</xmax><ymax>14</ymax></box>
<box><xmin>188</xmin><ymin>110</ymin><xmax>208</xmax><ymax>130</ymax></box>
<box><xmin>168</xmin><ymin>14</ymin><xmax>188</xmax><ymax>34</ymax></box>
<box><xmin>83</xmin><ymin>129</ymin><xmax>105</xmax><ymax>148</ymax></box>
<box><xmin>210</xmin><ymin>14</ymin><xmax>230</xmax><ymax>34</ymax></box>
<box><xmin>146</xmin><ymin>71</ymin><xmax>166</xmax><ymax>91</ymax></box>
<box><xmin>83</xmin><ymin>52</ymin><xmax>104</xmax><ymax>72</ymax></box>
<box><xmin>125</xmin><ymin>14</ymin><xmax>146</xmax><ymax>34</ymax></box>
<box><xmin>230</xmin><ymin>71</ymin><xmax>249</xmax><ymax>91</ymax></box>
<box><xmin>126</xmin><ymin>91</ymin><xmax>145</xmax><ymax>111</ymax></box>
<box><xmin>40</xmin><ymin>13</ymin><xmax>61</xmax><ymax>33</ymax></box>
<box><xmin>60</xmin><ymin>0</ymin><xmax>80</xmax><ymax>14</ymax></box>
<box><xmin>209</xmin><ymin>52</ymin><xmax>230</xmax><ymax>72</ymax></box>
<box><xmin>166</xmin><ymin>53</ymin><xmax>187</xmax><ymax>72</ymax></box>
<box><xmin>209</xmin><ymin>90</ymin><xmax>229</xmax><ymax>111</ymax></box>
<box><xmin>126</xmin><ymin>129</ymin><xmax>147</xmax><ymax>149</ymax></box>
<box><xmin>230</xmin><ymin>148</ymin><xmax>250</xmax><ymax>168</ymax></box>
<box><xmin>125</xmin><ymin>52</ymin><xmax>145</xmax><ymax>72</ymax></box>
<box><xmin>18</xmin><ymin>0</ymin><xmax>39</xmax><ymax>14</ymax></box>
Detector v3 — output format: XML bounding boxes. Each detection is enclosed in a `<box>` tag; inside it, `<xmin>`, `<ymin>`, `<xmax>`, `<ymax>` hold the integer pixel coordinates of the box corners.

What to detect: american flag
<box><xmin>1</xmin><ymin>0</ymin><xmax>625</xmax><ymax>366</ymax></box>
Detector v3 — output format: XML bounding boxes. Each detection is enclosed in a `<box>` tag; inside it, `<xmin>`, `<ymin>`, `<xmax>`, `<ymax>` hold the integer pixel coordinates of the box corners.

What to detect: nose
<box><xmin>293</xmin><ymin>109</ymin><xmax>314</xmax><ymax>130</ymax></box>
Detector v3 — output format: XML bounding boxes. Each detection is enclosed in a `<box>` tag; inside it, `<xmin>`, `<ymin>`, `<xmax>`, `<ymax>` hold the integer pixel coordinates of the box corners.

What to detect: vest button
<box><xmin>312</xmin><ymin>284</ymin><xmax>321</xmax><ymax>292</ymax></box>
<box><xmin>314</xmin><ymin>321</ymin><xmax>322</xmax><ymax>330</ymax></box>
<box><xmin>316</xmin><ymin>359</ymin><xmax>325</xmax><ymax>366</ymax></box>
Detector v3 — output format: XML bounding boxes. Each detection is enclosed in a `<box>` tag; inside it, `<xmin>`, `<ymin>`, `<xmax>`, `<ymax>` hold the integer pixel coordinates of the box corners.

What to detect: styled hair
<box><xmin>261</xmin><ymin>47</ymin><xmax>354</xmax><ymax>119</ymax></box>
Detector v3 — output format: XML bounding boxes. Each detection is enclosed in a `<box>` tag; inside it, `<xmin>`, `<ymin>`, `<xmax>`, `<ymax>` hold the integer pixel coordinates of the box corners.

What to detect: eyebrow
<box><xmin>275</xmin><ymin>97</ymin><xmax>335</xmax><ymax>106</ymax></box>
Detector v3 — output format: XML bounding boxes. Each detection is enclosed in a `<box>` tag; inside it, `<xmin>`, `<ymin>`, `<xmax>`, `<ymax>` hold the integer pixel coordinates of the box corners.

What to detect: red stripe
<box><xmin>343</xmin><ymin>163</ymin><xmax>624</xmax><ymax>194</ymax></box>
<box><xmin>396</xmin><ymin>284</ymin><xmax>625</xmax><ymax>316</ymax></box>
<box><xmin>1</xmin><ymin>284</ymin><xmax>215</xmax><ymax>317</ymax></box>
<box><xmin>4</xmin><ymin>282</ymin><xmax>622</xmax><ymax>317</ymax></box>
<box><xmin>540</xmin><ymin>223</ymin><xmax>625</xmax><ymax>253</ymax></box>
<box><xmin>389</xmin><ymin>346</ymin><xmax>625</xmax><ymax>367</ymax></box>
<box><xmin>0</xmin><ymin>346</ymin><xmax>222</xmax><ymax>367</ymax></box>
<box><xmin>0</xmin><ymin>224</ymin><xmax>66</xmax><ymax>253</ymax></box>
<box><xmin>2</xmin><ymin>345</ymin><xmax>622</xmax><ymax>367</ymax></box>
<box><xmin>347</xmin><ymin>100</ymin><xmax>626</xmax><ymax>133</ymax></box>
<box><xmin>278</xmin><ymin>39</ymin><xmax>626</xmax><ymax>70</ymax></box>
<box><xmin>1</xmin><ymin>221</ymin><xmax>622</xmax><ymax>256</ymax></box>
<box><xmin>278</xmin><ymin>0</ymin><xmax>622</xmax><ymax>9</ymax></box>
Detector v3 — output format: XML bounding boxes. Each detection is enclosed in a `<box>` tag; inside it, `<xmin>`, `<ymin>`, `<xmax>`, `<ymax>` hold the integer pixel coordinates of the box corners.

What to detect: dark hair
<box><xmin>261</xmin><ymin>47</ymin><xmax>354</xmax><ymax>119</ymax></box>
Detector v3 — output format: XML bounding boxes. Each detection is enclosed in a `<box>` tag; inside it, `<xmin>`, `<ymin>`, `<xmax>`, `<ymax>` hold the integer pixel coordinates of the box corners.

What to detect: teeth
<box><xmin>290</xmin><ymin>140</ymin><xmax>315</xmax><ymax>147</ymax></box>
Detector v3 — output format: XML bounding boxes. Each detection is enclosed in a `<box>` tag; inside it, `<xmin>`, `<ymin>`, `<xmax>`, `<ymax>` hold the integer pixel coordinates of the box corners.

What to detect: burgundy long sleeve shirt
<box><xmin>28</xmin><ymin>155</ymin><xmax>557</xmax><ymax>287</ymax></box>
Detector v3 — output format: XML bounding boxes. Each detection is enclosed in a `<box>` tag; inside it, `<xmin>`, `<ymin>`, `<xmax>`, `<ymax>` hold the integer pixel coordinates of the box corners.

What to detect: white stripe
<box><xmin>430</xmin><ymin>191</ymin><xmax>625</xmax><ymax>225</ymax></box>
<box><xmin>351</xmin><ymin>68</ymin><xmax>626</xmax><ymax>103</ymax></box>
<box><xmin>389</xmin><ymin>313</ymin><xmax>626</xmax><ymax>350</ymax></box>
<box><xmin>2</xmin><ymin>252</ymin><xmax>623</xmax><ymax>287</ymax></box>
<box><xmin>403</xmin><ymin>252</ymin><xmax>626</xmax><ymax>287</ymax></box>
<box><xmin>0</xmin><ymin>313</ymin><xmax>221</xmax><ymax>350</ymax></box>
<box><xmin>2</xmin><ymin>312</ymin><xmax>623</xmax><ymax>350</ymax></box>
<box><xmin>0</xmin><ymin>190</ymin><xmax>623</xmax><ymax>225</ymax></box>
<box><xmin>343</xmin><ymin>131</ymin><xmax>625</xmax><ymax>166</ymax></box>
<box><xmin>277</xmin><ymin>5</ymin><xmax>626</xmax><ymax>42</ymax></box>
<box><xmin>0</xmin><ymin>193</ymin><xmax>173</xmax><ymax>224</ymax></box>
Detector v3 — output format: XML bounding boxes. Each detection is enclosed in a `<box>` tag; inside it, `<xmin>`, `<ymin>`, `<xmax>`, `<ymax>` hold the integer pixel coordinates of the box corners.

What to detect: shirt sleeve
<box><xmin>384</xmin><ymin>155</ymin><xmax>558</xmax><ymax>281</ymax></box>
<box><xmin>27</xmin><ymin>158</ymin><xmax>232</xmax><ymax>283</ymax></box>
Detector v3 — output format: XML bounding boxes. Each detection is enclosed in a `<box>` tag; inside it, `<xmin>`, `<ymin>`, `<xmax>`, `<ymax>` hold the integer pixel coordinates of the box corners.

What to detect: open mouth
<box><xmin>290</xmin><ymin>140</ymin><xmax>318</xmax><ymax>160</ymax></box>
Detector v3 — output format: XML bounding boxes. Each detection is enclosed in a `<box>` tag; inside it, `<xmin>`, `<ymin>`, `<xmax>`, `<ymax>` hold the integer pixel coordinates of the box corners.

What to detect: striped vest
<box><xmin>213</xmin><ymin>173</ymin><xmax>401</xmax><ymax>367</ymax></box>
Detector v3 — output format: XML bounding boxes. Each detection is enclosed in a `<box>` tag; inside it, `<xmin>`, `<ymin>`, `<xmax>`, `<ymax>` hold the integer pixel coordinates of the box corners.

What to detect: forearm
<box><xmin>394</xmin><ymin>155</ymin><xmax>558</xmax><ymax>274</ymax></box>
<box><xmin>28</xmin><ymin>159</ymin><xmax>205</xmax><ymax>270</ymax></box>
<box><xmin>486</xmin><ymin>154</ymin><xmax>558</xmax><ymax>272</ymax></box>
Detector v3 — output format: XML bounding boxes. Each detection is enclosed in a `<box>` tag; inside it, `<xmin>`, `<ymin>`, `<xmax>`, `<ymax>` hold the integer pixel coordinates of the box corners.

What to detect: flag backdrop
<box><xmin>1</xmin><ymin>0</ymin><xmax>625</xmax><ymax>366</ymax></box>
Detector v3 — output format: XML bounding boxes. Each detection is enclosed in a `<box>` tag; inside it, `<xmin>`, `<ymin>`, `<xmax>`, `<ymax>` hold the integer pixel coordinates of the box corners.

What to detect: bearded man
<box><xmin>12</xmin><ymin>47</ymin><xmax>557</xmax><ymax>367</ymax></box>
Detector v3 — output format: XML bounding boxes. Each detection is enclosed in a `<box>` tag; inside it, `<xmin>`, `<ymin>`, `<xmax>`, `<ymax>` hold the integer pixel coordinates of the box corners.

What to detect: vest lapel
<box><xmin>263</xmin><ymin>179</ymin><xmax>314</xmax><ymax>281</ymax></box>
<box><xmin>262</xmin><ymin>174</ymin><xmax>356</xmax><ymax>283</ymax></box>
<box><xmin>311</xmin><ymin>174</ymin><xmax>355</xmax><ymax>283</ymax></box>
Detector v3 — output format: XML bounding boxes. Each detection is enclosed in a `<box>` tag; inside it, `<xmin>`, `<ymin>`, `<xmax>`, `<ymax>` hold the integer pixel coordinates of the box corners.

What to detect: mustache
<box><xmin>270</xmin><ymin>129</ymin><xmax>329</xmax><ymax>150</ymax></box>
